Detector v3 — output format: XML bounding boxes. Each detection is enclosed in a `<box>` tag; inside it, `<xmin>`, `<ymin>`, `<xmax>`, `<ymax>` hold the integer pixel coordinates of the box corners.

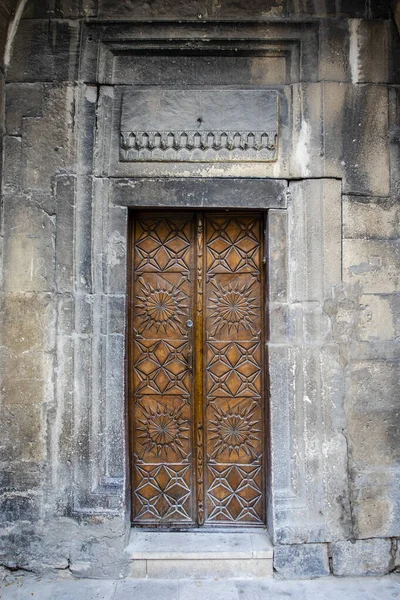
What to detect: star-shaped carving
<box><xmin>207</xmin><ymin>279</ymin><xmax>260</xmax><ymax>338</ymax></box>
<box><xmin>135</xmin><ymin>277</ymin><xmax>188</xmax><ymax>336</ymax></box>
<box><xmin>134</xmin><ymin>464</ymin><xmax>192</xmax><ymax>522</ymax></box>
<box><xmin>135</xmin><ymin>216</ymin><xmax>192</xmax><ymax>272</ymax></box>
<box><xmin>133</xmin><ymin>340</ymin><xmax>190</xmax><ymax>395</ymax></box>
<box><xmin>206</xmin><ymin>216</ymin><xmax>260</xmax><ymax>276</ymax></box>
<box><xmin>206</xmin><ymin>464</ymin><xmax>263</xmax><ymax>523</ymax></box>
<box><xmin>207</xmin><ymin>342</ymin><xmax>261</xmax><ymax>397</ymax></box>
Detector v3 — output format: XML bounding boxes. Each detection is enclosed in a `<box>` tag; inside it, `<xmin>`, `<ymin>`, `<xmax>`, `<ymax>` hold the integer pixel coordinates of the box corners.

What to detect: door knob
<box><xmin>187</xmin><ymin>319</ymin><xmax>193</xmax><ymax>328</ymax></box>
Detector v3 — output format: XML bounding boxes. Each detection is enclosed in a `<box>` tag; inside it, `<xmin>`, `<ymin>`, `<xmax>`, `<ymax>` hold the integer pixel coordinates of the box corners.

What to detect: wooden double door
<box><xmin>129</xmin><ymin>211</ymin><xmax>266</xmax><ymax>527</ymax></box>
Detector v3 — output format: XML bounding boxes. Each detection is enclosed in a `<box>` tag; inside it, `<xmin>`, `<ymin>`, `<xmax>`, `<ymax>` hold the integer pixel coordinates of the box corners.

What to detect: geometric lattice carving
<box><xmin>207</xmin><ymin>342</ymin><xmax>262</xmax><ymax>398</ymax></box>
<box><xmin>134</xmin><ymin>216</ymin><xmax>192</xmax><ymax>273</ymax></box>
<box><xmin>206</xmin><ymin>464</ymin><xmax>263</xmax><ymax>523</ymax></box>
<box><xmin>134</xmin><ymin>464</ymin><xmax>192</xmax><ymax>523</ymax></box>
<box><xmin>131</xmin><ymin>212</ymin><xmax>265</xmax><ymax>527</ymax></box>
<box><xmin>204</xmin><ymin>213</ymin><xmax>264</xmax><ymax>526</ymax></box>
<box><xmin>131</xmin><ymin>214</ymin><xmax>195</xmax><ymax>525</ymax></box>
<box><xmin>206</xmin><ymin>216</ymin><xmax>260</xmax><ymax>276</ymax></box>
<box><xmin>133</xmin><ymin>340</ymin><xmax>190</xmax><ymax>395</ymax></box>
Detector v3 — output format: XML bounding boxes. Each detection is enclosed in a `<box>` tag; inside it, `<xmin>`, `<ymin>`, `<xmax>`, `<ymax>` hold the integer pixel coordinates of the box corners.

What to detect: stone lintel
<box><xmin>110</xmin><ymin>177</ymin><xmax>288</xmax><ymax>209</ymax></box>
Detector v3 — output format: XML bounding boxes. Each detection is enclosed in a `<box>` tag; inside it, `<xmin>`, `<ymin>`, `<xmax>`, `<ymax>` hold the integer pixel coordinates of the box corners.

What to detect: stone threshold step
<box><xmin>126</xmin><ymin>529</ymin><xmax>273</xmax><ymax>560</ymax></box>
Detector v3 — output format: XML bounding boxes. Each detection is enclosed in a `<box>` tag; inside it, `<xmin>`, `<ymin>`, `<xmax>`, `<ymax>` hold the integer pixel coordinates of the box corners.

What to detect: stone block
<box><xmin>348</xmin><ymin>20</ymin><xmax>385</xmax><ymax>84</ymax></box>
<box><xmin>105</xmin><ymin>296</ymin><xmax>126</xmax><ymax>335</ymax></box>
<box><xmin>2</xmin><ymin>195</ymin><xmax>56</xmax><ymax>292</ymax></box>
<box><xmin>324</xmin><ymin>83</ymin><xmax>390</xmax><ymax>196</ymax></box>
<box><xmin>107</xmin><ymin>205</ymin><xmax>128</xmax><ymax>295</ymax></box>
<box><xmin>273</xmin><ymin>543</ymin><xmax>330</xmax><ymax>579</ymax></box>
<box><xmin>345</xmin><ymin>361</ymin><xmax>400</xmax><ymax>470</ymax></box>
<box><xmin>0</xmin><ymin>462</ymin><xmax>43</xmax><ymax>492</ymax></box>
<box><xmin>75</xmin><ymin>176</ymin><xmax>93</xmax><ymax>294</ymax></box>
<box><xmin>343</xmin><ymin>239</ymin><xmax>400</xmax><ymax>293</ymax></box>
<box><xmin>23</xmin><ymin>0</ymin><xmax>97</xmax><ymax>18</ymax></box>
<box><xmin>23</xmin><ymin>85</ymin><xmax>76</xmax><ymax>193</ymax></box>
<box><xmin>346</xmin><ymin>361</ymin><xmax>399</xmax><ymax>413</ymax></box>
<box><xmin>347</xmin><ymin>410</ymin><xmax>400</xmax><ymax>470</ymax></box>
<box><xmin>5</xmin><ymin>83</ymin><xmax>44</xmax><ymax>136</ymax></box>
<box><xmin>288</xmin><ymin>179</ymin><xmax>341</xmax><ymax>303</ymax></box>
<box><xmin>268</xmin><ymin>209</ymin><xmax>288</xmax><ymax>303</ymax></box>
<box><xmin>128</xmin><ymin>560</ymin><xmax>147</xmax><ymax>578</ymax></box>
<box><xmin>352</xmin><ymin>469</ymin><xmax>400</xmax><ymax>538</ymax></box>
<box><xmin>350</xmin><ymin>20</ymin><xmax>400</xmax><ymax>84</ymax></box>
<box><xmin>269</xmin><ymin>303</ymin><xmax>291</xmax><ymax>343</ymax></box>
<box><xmin>0</xmin><ymin>402</ymin><xmax>45</xmax><ymax>462</ymax></box>
<box><xmin>3</xmin><ymin>136</ymin><xmax>22</xmax><ymax>192</ymax></box>
<box><xmin>271</xmin><ymin>340</ymin><xmax>352</xmax><ymax>545</ymax></box>
<box><xmin>98</xmin><ymin>0</ymin><xmax>208</xmax><ymax>19</ymax></box>
<box><xmin>207</xmin><ymin>0</ymin><xmax>287</xmax><ymax>19</ymax></box>
<box><xmin>318</xmin><ymin>18</ymin><xmax>350</xmax><ymax>82</ymax></box>
<box><xmin>113</xmin><ymin>52</ymin><xmax>289</xmax><ymax>88</ymax></box>
<box><xmin>7</xmin><ymin>20</ymin><xmax>80</xmax><ymax>82</ymax></box>
<box><xmin>0</xmin><ymin>493</ymin><xmax>42</xmax><ymax>524</ymax></box>
<box><xmin>0</xmin><ymin>293</ymin><xmax>56</xmax><ymax>354</ymax></box>
<box><xmin>55</xmin><ymin>175</ymin><xmax>75</xmax><ymax>293</ymax></box>
<box><xmin>146</xmin><ymin>558</ymin><xmax>273</xmax><ymax>579</ymax></box>
<box><xmin>331</xmin><ymin>539</ymin><xmax>391</xmax><ymax>576</ymax></box>
<box><xmin>126</xmin><ymin>530</ymin><xmax>272</xmax><ymax>560</ymax></box>
<box><xmin>1</xmin><ymin>348</ymin><xmax>54</xmax><ymax>409</ymax></box>
<box><xmin>287</xmin><ymin>0</ymin><xmax>390</xmax><ymax>17</ymax></box>
<box><xmin>104</xmin><ymin>334</ymin><xmax>125</xmax><ymax>479</ymax></box>
<box><xmin>115</xmin><ymin>581</ymin><xmax>178</xmax><ymax>600</ymax></box>
<box><xmin>291</xmin><ymin>83</ymin><xmax>324</xmax><ymax>178</ymax></box>
<box><xmin>389</xmin><ymin>86</ymin><xmax>400</xmax><ymax>202</ymax></box>
<box><xmin>77</xmin><ymin>85</ymin><xmax>98</xmax><ymax>176</ymax></box>
<box><xmin>343</xmin><ymin>196</ymin><xmax>400</xmax><ymax>240</ymax></box>
<box><xmin>111</xmin><ymin>177</ymin><xmax>287</xmax><ymax>210</ymax></box>
<box><xmin>358</xmin><ymin>294</ymin><xmax>399</xmax><ymax>341</ymax></box>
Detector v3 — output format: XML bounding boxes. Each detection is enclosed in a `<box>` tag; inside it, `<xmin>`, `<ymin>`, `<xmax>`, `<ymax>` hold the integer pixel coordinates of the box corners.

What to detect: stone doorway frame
<box><xmin>70</xmin><ymin>169</ymin><xmax>345</xmax><ymax>544</ymax></box>
<box><xmin>71</xmin><ymin>19</ymin><xmax>347</xmax><ymax>545</ymax></box>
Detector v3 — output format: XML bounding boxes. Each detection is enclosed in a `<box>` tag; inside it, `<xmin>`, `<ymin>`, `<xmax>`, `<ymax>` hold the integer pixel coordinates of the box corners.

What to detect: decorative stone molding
<box><xmin>120</xmin><ymin>130</ymin><xmax>278</xmax><ymax>161</ymax></box>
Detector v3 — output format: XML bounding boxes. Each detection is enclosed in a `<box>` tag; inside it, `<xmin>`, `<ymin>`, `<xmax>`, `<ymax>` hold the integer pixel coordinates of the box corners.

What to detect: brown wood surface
<box><xmin>129</xmin><ymin>211</ymin><xmax>265</xmax><ymax>526</ymax></box>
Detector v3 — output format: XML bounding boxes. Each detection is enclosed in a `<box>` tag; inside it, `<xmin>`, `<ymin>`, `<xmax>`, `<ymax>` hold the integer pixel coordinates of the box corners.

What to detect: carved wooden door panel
<box><xmin>202</xmin><ymin>214</ymin><xmax>265</xmax><ymax>525</ymax></box>
<box><xmin>129</xmin><ymin>212</ymin><xmax>265</xmax><ymax>527</ymax></box>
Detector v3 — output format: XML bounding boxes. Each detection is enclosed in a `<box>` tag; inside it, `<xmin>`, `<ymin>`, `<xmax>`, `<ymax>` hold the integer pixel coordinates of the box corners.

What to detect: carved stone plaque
<box><xmin>120</xmin><ymin>90</ymin><xmax>279</xmax><ymax>162</ymax></box>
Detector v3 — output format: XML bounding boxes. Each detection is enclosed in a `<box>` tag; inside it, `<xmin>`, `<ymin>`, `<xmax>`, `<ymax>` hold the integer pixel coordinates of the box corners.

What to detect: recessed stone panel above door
<box><xmin>120</xmin><ymin>89</ymin><xmax>279</xmax><ymax>162</ymax></box>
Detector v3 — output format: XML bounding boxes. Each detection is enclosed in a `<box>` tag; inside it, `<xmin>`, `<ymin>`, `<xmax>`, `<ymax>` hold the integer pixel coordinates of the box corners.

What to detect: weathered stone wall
<box><xmin>0</xmin><ymin>0</ymin><xmax>399</xmax><ymax>579</ymax></box>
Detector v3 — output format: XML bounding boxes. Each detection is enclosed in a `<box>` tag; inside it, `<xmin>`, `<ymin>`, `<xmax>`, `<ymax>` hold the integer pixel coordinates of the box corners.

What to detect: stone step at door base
<box><xmin>126</xmin><ymin>530</ymin><xmax>273</xmax><ymax>579</ymax></box>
